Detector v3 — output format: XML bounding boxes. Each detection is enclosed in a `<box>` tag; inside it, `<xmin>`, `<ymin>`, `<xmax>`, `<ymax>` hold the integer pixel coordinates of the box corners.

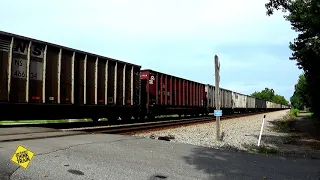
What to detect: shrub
<box><xmin>290</xmin><ymin>108</ymin><xmax>300</xmax><ymax>117</ymax></box>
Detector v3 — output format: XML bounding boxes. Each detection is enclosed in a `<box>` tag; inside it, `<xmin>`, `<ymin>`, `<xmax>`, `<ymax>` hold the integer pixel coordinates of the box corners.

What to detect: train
<box><xmin>0</xmin><ymin>31</ymin><xmax>290</xmax><ymax>122</ymax></box>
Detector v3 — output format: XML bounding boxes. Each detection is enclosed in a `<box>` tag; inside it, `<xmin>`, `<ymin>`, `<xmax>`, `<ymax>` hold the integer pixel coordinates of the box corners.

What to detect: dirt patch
<box><xmin>265</xmin><ymin>112</ymin><xmax>320</xmax><ymax>156</ymax></box>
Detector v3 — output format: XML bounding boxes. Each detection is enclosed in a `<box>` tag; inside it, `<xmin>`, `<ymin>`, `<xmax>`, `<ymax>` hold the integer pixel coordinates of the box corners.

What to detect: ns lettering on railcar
<box><xmin>0</xmin><ymin>31</ymin><xmax>142</xmax><ymax>121</ymax></box>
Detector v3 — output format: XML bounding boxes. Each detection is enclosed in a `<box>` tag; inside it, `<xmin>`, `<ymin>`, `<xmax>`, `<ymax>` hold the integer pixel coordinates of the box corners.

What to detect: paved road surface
<box><xmin>0</xmin><ymin>133</ymin><xmax>320</xmax><ymax>180</ymax></box>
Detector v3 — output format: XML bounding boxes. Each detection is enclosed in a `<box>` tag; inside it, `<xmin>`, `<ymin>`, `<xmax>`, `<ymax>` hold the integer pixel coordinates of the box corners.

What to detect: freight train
<box><xmin>0</xmin><ymin>31</ymin><xmax>290</xmax><ymax>122</ymax></box>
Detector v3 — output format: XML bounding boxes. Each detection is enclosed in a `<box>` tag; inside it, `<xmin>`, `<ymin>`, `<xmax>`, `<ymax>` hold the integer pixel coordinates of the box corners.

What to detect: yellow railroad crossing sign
<box><xmin>11</xmin><ymin>145</ymin><xmax>34</xmax><ymax>169</ymax></box>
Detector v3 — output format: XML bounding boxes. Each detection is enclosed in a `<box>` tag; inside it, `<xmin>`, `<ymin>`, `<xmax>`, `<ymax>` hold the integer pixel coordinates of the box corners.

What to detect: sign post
<box><xmin>214</xmin><ymin>55</ymin><xmax>221</xmax><ymax>141</ymax></box>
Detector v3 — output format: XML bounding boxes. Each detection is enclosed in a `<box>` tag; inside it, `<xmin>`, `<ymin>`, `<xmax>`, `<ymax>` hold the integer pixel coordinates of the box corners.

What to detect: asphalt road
<box><xmin>0</xmin><ymin>133</ymin><xmax>320</xmax><ymax>180</ymax></box>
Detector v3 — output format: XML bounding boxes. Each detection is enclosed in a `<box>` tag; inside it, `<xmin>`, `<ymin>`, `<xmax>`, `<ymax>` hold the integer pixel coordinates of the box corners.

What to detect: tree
<box><xmin>265</xmin><ymin>0</ymin><xmax>320</xmax><ymax>117</ymax></box>
<box><xmin>273</xmin><ymin>94</ymin><xmax>290</xmax><ymax>105</ymax></box>
<box><xmin>251</xmin><ymin>87</ymin><xmax>289</xmax><ymax>105</ymax></box>
<box><xmin>290</xmin><ymin>92</ymin><xmax>303</xmax><ymax>109</ymax></box>
<box><xmin>290</xmin><ymin>73</ymin><xmax>311</xmax><ymax>110</ymax></box>
<box><xmin>251</xmin><ymin>88</ymin><xmax>275</xmax><ymax>101</ymax></box>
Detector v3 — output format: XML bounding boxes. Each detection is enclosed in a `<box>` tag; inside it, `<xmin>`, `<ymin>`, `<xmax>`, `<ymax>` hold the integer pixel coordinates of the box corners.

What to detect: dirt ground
<box><xmin>271</xmin><ymin>112</ymin><xmax>320</xmax><ymax>157</ymax></box>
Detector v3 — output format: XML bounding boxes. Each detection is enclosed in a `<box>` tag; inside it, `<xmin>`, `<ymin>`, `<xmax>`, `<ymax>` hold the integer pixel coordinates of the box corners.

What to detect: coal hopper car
<box><xmin>139</xmin><ymin>69</ymin><xmax>207</xmax><ymax>119</ymax></box>
<box><xmin>0</xmin><ymin>31</ymin><xmax>141</xmax><ymax>122</ymax></box>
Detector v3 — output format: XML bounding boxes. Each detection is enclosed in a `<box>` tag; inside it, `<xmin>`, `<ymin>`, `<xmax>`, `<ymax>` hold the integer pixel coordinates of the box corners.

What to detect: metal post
<box><xmin>215</xmin><ymin>55</ymin><xmax>221</xmax><ymax>141</ymax></box>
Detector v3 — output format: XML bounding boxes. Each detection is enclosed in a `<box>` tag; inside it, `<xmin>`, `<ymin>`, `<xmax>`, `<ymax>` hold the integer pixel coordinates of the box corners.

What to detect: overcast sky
<box><xmin>0</xmin><ymin>0</ymin><xmax>302</xmax><ymax>101</ymax></box>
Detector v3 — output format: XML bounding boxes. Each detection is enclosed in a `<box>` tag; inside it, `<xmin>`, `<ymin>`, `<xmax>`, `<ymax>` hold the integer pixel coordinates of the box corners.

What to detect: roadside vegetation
<box><xmin>265</xmin><ymin>0</ymin><xmax>320</xmax><ymax>120</ymax></box>
<box><xmin>268</xmin><ymin>108</ymin><xmax>299</xmax><ymax>133</ymax></box>
<box><xmin>0</xmin><ymin>115</ymin><xmax>180</xmax><ymax>125</ymax></box>
<box><xmin>0</xmin><ymin>119</ymin><xmax>94</xmax><ymax>125</ymax></box>
<box><xmin>243</xmin><ymin>111</ymin><xmax>320</xmax><ymax>155</ymax></box>
<box><xmin>290</xmin><ymin>108</ymin><xmax>300</xmax><ymax>118</ymax></box>
<box><xmin>243</xmin><ymin>143</ymin><xmax>279</xmax><ymax>155</ymax></box>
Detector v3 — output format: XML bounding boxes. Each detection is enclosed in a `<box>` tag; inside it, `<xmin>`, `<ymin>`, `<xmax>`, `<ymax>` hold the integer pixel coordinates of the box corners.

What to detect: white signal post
<box><xmin>257</xmin><ymin>115</ymin><xmax>266</xmax><ymax>146</ymax></box>
<box><xmin>214</xmin><ymin>55</ymin><xmax>221</xmax><ymax>141</ymax></box>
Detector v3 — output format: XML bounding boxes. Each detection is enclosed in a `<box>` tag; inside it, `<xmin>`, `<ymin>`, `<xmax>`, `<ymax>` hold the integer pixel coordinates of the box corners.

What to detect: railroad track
<box><xmin>0</xmin><ymin>112</ymin><xmax>215</xmax><ymax>129</ymax></box>
<box><xmin>60</xmin><ymin>111</ymin><xmax>268</xmax><ymax>135</ymax></box>
<box><xmin>0</xmin><ymin>110</ymin><xmax>276</xmax><ymax>142</ymax></box>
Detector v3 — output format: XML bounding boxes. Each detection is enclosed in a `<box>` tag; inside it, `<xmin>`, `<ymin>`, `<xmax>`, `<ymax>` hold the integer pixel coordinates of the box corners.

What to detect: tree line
<box><xmin>251</xmin><ymin>88</ymin><xmax>289</xmax><ymax>106</ymax></box>
<box><xmin>290</xmin><ymin>74</ymin><xmax>310</xmax><ymax>110</ymax></box>
<box><xmin>265</xmin><ymin>0</ymin><xmax>320</xmax><ymax>118</ymax></box>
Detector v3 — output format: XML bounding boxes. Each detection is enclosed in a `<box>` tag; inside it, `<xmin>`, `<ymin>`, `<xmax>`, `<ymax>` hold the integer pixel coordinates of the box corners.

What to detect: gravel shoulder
<box><xmin>133</xmin><ymin>110</ymin><xmax>320</xmax><ymax>157</ymax></box>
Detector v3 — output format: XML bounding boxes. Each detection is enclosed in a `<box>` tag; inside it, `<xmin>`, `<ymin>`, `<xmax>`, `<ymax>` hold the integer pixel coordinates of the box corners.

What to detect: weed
<box><xmin>243</xmin><ymin>143</ymin><xmax>278</xmax><ymax>154</ymax></box>
<box><xmin>257</xmin><ymin>146</ymin><xmax>278</xmax><ymax>154</ymax></box>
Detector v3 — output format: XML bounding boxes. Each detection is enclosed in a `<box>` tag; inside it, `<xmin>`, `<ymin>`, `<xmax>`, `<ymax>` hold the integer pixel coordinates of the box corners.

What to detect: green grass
<box><xmin>0</xmin><ymin>114</ymin><xmax>182</xmax><ymax>125</ymax></box>
<box><xmin>243</xmin><ymin>143</ymin><xmax>278</xmax><ymax>154</ymax></box>
<box><xmin>257</xmin><ymin>146</ymin><xmax>278</xmax><ymax>154</ymax></box>
<box><xmin>0</xmin><ymin>119</ymin><xmax>93</xmax><ymax>125</ymax></box>
<box><xmin>290</xmin><ymin>108</ymin><xmax>300</xmax><ymax>118</ymax></box>
<box><xmin>307</xmin><ymin>112</ymin><xmax>314</xmax><ymax>117</ymax></box>
<box><xmin>156</xmin><ymin>114</ymin><xmax>179</xmax><ymax>118</ymax></box>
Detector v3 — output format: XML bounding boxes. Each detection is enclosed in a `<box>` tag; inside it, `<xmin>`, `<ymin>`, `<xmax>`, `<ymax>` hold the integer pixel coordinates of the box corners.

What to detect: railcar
<box><xmin>204</xmin><ymin>84</ymin><xmax>233</xmax><ymax>114</ymax></box>
<box><xmin>232</xmin><ymin>92</ymin><xmax>247</xmax><ymax>113</ymax></box>
<box><xmin>246</xmin><ymin>95</ymin><xmax>256</xmax><ymax>112</ymax></box>
<box><xmin>266</xmin><ymin>101</ymin><xmax>274</xmax><ymax>110</ymax></box>
<box><xmin>140</xmin><ymin>69</ymin><xmax>206</xmax><ymax>119</ymax></box>
<box><xmin>255</xmin><ymin>98</ymin><xmax>267</xmax><ymax>111</ymax></box>
<box><xmin>266</xmin><ymin>101</ymin><xmax>282</xmax><ymax>110</ymax></box>
<box><xmin>0</xmin><ymin>31</ymin><xmax>141</xmax><ymax>121</ymax></box>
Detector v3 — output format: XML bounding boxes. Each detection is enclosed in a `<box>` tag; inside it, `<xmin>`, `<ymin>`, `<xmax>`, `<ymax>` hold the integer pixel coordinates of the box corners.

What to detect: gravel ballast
<box><xmin>133</xmin><ymin>110</ymin><xmax>296</xmax><ymax>152</ymax></box>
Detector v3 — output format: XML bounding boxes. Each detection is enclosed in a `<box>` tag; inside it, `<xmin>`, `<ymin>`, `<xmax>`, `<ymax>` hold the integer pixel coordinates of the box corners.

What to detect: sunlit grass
<box><xmin>0</xmin><ymin>119</ymin><xmax>93</xmax><ymax>125</ymax></box>
<box><xmin>290</xmin><ymin>108</ymin><xmax>300</xmax><ymax>118</ymax></box>
<box><xmin>0</xmin><ymin>114</ymin><xmax>182</xmax><ymax>125</ymax></box>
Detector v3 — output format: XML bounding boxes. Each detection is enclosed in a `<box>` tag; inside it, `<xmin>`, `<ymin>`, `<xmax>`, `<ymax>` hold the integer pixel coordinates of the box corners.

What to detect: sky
<box><xmin>0</xmin><ymin>0</ymin><xmax>302</xmax><ymax>101</ymax></box>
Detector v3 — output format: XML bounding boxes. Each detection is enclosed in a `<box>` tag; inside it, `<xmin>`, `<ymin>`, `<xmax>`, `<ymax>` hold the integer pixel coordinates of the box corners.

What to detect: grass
<box><xmin>0</xmin><ymin>115</ymin><xmax>178</xmax><ymax>125</ymax></box>
<box><xmin>157</xmin><ymin>114</ymin><xmax>179</xmax><ymax>118</ymax></box>
<box><xmin>243</xmin><ymin>143</ymin><xmax>279</xmax><ymax>154</ymax></box>
<box><xmin>256</xmin><ymin>146</ymin><xmax>279</xmax><ymax>154</ymax></box>
<box><xmin>272</xmin><ymin>121</ymin><xmax>291</xmax><ymax>133</ymax></box>
<box><xmin>0</xmin><ymin>113</ymin><xmax>204</xmax><ymax>125</ymax></box>
<box><xmin>307</xmin><ymin>112</ymin><xmax>314</xmax><ymax>117</ymax></box>
<box><xmin>290</xmin><ymin>108</ymin><xmax>300</xmax><ymax>118</ymax></box>
<box><xmin>290</xmin><ymin>109</ymin><xmax>319</xmax><ymax>126</ymax></box>
<box><xmin>0</xmin><ymin>119</ymin><xmax>94</xmax><ymax>125</ymax></box>
<box><xmin>269</xmin><ymin>111</ymin><xmax>296</xmax><ymax>133</ymax></box>
<box><xmin>0</xmin><ymin>114</ymin><xmax>180</xmax><ymax>125</ymax></box>
<box><xmin>269</xmin><ymin>108</ymin><xmax>301</xmax><ymax>132</ymax></box>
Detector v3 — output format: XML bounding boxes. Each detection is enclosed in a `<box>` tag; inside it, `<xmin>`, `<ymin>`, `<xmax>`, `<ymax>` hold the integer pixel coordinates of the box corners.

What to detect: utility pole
<box><xmin>214</xmin><ymin>55</ymin><xmax>221</xmax><ymax>141</ymax></box>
